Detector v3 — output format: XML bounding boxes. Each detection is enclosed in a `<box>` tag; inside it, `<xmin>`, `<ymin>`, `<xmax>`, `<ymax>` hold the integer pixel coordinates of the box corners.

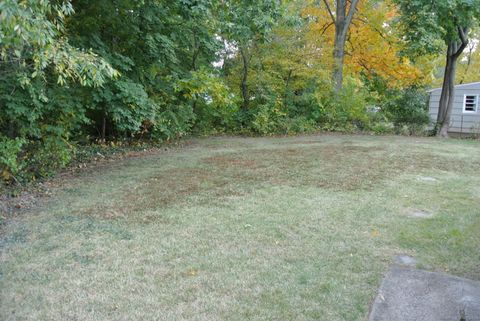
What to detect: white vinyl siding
<box><xmin>464</xmin><ymin>95</ymin><xmax>478</xmax><ymax>113</ymax></box>
<box><xmin>428</xmin><ymin>82</ymin><xmax>480</xmax><ymax>133</ymax></box>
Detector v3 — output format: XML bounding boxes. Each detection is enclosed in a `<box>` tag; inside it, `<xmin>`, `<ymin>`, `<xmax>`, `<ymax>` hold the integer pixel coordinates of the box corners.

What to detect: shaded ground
<box><xmin>1</xmin><ymin>134</ymin><xmax>479</xmax><ymax>320</ymax></box>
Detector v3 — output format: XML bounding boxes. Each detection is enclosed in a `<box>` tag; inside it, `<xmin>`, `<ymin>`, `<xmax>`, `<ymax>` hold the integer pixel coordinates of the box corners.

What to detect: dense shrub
<box><xmin>176</xmin><ymin>69</ymin><xmax>238</xmax><ymax>135</ymax></box>
<box><xmin>319</xmin><ymin>80</ymin><xmax>370</xmax><ymax>131</ymax></box>
<box><xmin>380</xmin><ymin>87</ymin><xmax>429</xmax><ymax>134</ymax></box>
<box><xmin>371</xmin><ymin>122</ymin><xmax>395</xmax><ymax>135</ymax></box>
<box><xmin>250</xmin><ymin>100</ymin><xmax>286</xmax><ymax>135</ymax></box>
<box><xmin>278</xmin><ymin>116</ymin><xmax>318</xmax><ymax>134</ymax></box>
<box><xmin>0</xmin><ymin>137</ymin><xmax>25</xmax><ymax>183</ymax></box>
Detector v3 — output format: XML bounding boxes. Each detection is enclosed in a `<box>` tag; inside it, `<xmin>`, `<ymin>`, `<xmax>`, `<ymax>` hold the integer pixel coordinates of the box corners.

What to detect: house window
<box><xmin>464</xmin><ymin>95</ymin><xmax>478</xmax><ymax>112</ymax></box>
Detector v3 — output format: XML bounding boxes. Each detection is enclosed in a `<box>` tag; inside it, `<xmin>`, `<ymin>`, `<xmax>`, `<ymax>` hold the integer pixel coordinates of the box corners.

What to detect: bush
<box><xmin>250</xmin><ymin>100</ymin><xmax>286</xmax><ymax>135</ymax></box>
<box><xmin>176</xmin><ymin>69</ymin><xmax>238</xmax><ymax>135</ymax></box>
<box><xmin>371</xmin><ymin>122</ymin><xmax>395</xmax><ymax>135</ymax></box>
<box><xmin>0</xmin><ymin>137</ymin><xmax>26</xmax><ymax>183</ymax></box>
<box><xmin>278</xmin><ymin>116</ymin><xmax>317</xmax><ymax>134</ymax></box>
<box><xmin>25</xmin><ymin>137</ymin><xmax>73</xmax><ymax>179</ymax></box>
<box><xmin>0</xmin><ymin>135</ymin><xmax>73</xmax><ymax>184</ymax></box>
<box><xmin>381</xmin><ymin>87</ymin><xmax>429</xmax><ymax>132</ymax></box>
<box><xmin>151</xmin><ymin>104</ymin><xmax>195</xmax><ymax>140</ymax></box>
<box><xmin>320</xmin><ymin>80</ymin><xmax>370</xmax><ymax>131</ymax></box>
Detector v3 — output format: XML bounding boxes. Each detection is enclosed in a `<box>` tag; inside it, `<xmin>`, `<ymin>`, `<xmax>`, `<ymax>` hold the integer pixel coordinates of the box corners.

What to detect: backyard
<box><xmin>1</xmin><ymin>134</ymin><xmax>479</xmax><ymax>321</ymax></box>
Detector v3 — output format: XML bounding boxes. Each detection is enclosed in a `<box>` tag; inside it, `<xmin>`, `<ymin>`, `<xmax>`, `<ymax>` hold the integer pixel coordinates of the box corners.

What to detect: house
<box><xmin>428</xmin><ymin>81</ymin><xmax>480</xmax><ymax>134</ymax></box>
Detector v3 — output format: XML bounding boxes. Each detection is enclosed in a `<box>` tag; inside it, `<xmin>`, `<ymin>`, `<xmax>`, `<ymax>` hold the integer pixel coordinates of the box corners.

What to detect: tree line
<box><xmin>1</xmin><ymin>0</ymin><xmax>479</xmax><ymax>184</ymax></box>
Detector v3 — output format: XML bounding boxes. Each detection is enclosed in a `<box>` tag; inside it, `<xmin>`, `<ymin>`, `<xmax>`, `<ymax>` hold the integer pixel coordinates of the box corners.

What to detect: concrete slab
<box><xmin>369</xmin><ymin>266</ymin><xmax>480</xmax><ymax>321</ymax></box>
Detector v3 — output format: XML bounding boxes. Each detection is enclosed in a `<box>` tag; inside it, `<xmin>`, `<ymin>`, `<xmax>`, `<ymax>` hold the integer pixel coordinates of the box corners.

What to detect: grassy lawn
<box><xmin>1</xmin><ymin>134</ymin><xmax>479</xmax><ymax>321</ymax></box>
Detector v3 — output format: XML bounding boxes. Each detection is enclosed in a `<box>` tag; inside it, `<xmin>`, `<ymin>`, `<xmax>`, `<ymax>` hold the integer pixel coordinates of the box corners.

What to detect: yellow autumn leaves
<box><xmin>301</xmin><ymin>0</ymin><xmax>432</xmax><ymax>88</ymax></box>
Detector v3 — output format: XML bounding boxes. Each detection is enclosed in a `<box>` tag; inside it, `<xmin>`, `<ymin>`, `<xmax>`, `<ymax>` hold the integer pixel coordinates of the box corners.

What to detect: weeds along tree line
<box><xmin>1</xmin><ymin>0</ymin><xmax>479</xmax><ymax>184</ymax></box>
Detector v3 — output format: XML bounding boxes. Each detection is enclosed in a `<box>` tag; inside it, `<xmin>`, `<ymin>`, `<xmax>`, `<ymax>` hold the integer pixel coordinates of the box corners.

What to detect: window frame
<box><xmin>463</xmin><ymin>94</ymin><xmax>478</xmax><ymax>113</ymax></box>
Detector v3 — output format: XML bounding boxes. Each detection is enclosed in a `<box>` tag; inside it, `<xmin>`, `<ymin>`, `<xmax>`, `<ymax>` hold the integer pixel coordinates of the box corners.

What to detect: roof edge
<box><xmin>427</xmin><ymin>81</ymin><xmax>480</xmax><ymax>93</ymax></box>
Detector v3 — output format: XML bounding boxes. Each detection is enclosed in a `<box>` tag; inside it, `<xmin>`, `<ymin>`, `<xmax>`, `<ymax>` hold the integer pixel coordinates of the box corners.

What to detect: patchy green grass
<box><xmin>1</xmin><ymin>134</ymin><xmax>479</xmax><ymax>321</ymax></box>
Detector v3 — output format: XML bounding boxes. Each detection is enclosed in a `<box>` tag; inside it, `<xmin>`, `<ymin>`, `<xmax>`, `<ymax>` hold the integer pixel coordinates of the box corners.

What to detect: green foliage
<box><xmin>381</xmin><ymin>87</ymin><xmax>429</xmax><ymax>131</ymax></box>
<box><xmin>0</xmin><ymin>0</ymin><xmax>118</xmax><ymax>87</ymax></box>
<box><xmin>176</xmin><ymin>69</ymin><xmax>238</xmax><ymax>134</ymax></box>
<box><xmin>25</xmin><ymin>137</ymin><xmax>73</xmax><ymax>179</ymax></box>
<box><xmin>394</xmin><ymin>0</ymin><xmax>480</xmax><ymax>58</ymax></box>
<box><xmin>0</xmin><ymin>137</ymin><xmax>25</xmax><ymax>182</ymax></box>
<box><xmin>278</xmin><ymin>116</ymin><xmax>318</xmax><ymax>134</ymax></box>
<box><xmin>362</xmin><ymin>75</ymin><xmax>429</xmax><ymax>135</ymax></box>
<box><xmin>0</xmin><ymin>135</ymin><xmax>72</xmax><ymax>184</ymax></box>
<box><xmin>0</xmin><ymin>0</ymin><xmax>117</xmax><ymax>183</ymax></box>
<box><xmin>371</xmin><ymin>122</ymin><xmax>395</xmax><ymax>135</ymax></box>
<box><xmin>0</xmin><ymin>0</ymin><xmax>440</xmax><ymax>185</ymax></box>
<box><xmin>151</xmin><ymin>104</ymin><xmax>195</xmax><ymax>141</ymax></box>
<box><xmin>91</xmin><ymin>80</ymin><xmax>156</xmax><ymax>136</ymax></box>
<box><xmin>221</xmin><ymin>0</ymin><xmax>281</xmax><ymax>47</ymax></box>
<box><xmin>66</xmin><ymin>0</ymin><xmax>224</xmax><ymax>140</ymax></box>
<box><xmin>250</xmin><ymin>99</ymin><xmax>286</xmax><ymax>135</ymax></box>
<box><xmin>321</xmin><ymin>80</ymin><xmax>370</xmax><ymax>131</ymax></box>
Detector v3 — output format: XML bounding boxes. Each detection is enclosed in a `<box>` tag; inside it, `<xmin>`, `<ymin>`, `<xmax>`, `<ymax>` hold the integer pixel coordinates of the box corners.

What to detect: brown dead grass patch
<box><xmin>126</xmin><ymin>168</ymin><xmax>215</xmax><ymax>208</ymax></box>
<box><xmin>123</xmin><ymin>144</ymin><xmax>391</xmax><ymax>212</ymax></box>
<box><xmin>203</xmin><ymin>155</ymin><xmax>259</xmax><ymax>169</ymax></box>
<box><xmin>83</xmin><ymin>142</ymin><xmax>480</xmax><ymax>220</ymax></box>
<box><xmin>276</xmin><ymin>140</ymin><xmax>323</xmax><ymax>145</ymax></box>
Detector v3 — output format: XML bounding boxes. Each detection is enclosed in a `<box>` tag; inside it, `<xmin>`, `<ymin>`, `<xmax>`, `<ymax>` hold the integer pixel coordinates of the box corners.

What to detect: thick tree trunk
<box><xmin>437</xmin><ymin>49</ymin><xmax>457</xmax><ymax>138</ymax></box>
<box><xmin>333</xmin><ymin>3</ymin><xmax>347</xmax><ymax>94</ymax></box>
<box><xmin>436</xmin><ymin>28</ymin><xmax>469</xmax><ymax>137</ymax></box>
<box><xmin>436</xmin><ymin>46</ymin><xmax>453</xmax><ymax>136</ymax></box>
<box><xmin>333</xmin><ymin>32</ymin><xmax>346</xmax><ymax>93</ymax></box>
<box><xmin>437</xmin><ymin>65</ymin><xmax>456</xmax><ymax>138</ymax></box>
<box><xmin>323</xmin><ymin>0</ymin><xmax>359</xmax><ymax>94</ymax></box>
<box><xmin>240</xmin><ymin>48</ymin><xmax>249</xmax><ymax>110</ymax></box>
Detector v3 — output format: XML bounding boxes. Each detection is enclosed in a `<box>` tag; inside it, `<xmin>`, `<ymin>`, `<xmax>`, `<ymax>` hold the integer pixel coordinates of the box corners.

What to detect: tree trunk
<box><xmin>323</xmin><ymin>0</ymin><xmax>359</xmax><ymax>94</ymax></box>
<box><xmin>458</xmin><ymin>43</ymin><xmax>474</xmax><ymax>84</ymax></box>
<box><xmin>436</xmin><ymin>45</ymin><xmax>453</xmax><ymax>135</ymax></box>
<box><xmin>191</xmin><ymin>31</ymin><xmax>199</xmax><ymax>71</ymax></box>
<box><xmin>333</xmin><ymin>2</ymin><xmax>347</xmax><ymax>94</ymax></box>
<box><xmin>191</xmin><ymin>33</ymin><xmax>200</xmax><ymax>117</ymax></box>
<box><xmin>436</xmin><ymin>28</ymin><xmax>469</xmax><ymax>137</ymax></box>
<box><xmin>284</xmin><ymin>69</ymin><xmax>293</xmax><ymax>109</ymax></box>
<box><xmin>240</xmin><ymin>48</ymin><xmax>249</xmax><ymax>110</ymax></box>
<box><xmin>437</xmin><ymin>59</ymin><xmax>456</xmax><ymax>138</ymax></box>
<box><xmin>101</xmin><ymin>113</ymin><xmax>107</xmax><ymax>143</ymax></box>
<box><xmin>333</xmin><ymin>31</ymin><xmax>346</xmax><ymax>94</ymax></box>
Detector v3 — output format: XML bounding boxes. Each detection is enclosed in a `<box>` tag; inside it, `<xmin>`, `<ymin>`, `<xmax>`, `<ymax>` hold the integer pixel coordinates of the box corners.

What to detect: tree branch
<box><xmin>322</xmin><ymin>0</ymin><xmax>336</xmax><ymax>24</ymax></box>
<box><xmin>320</xmin><ymin>21</ymin><xmax>334</xmax><ymax>36</ymax></box>
<box><xmin>355</xmin><ymin>15</ymin><xmax>391</xmax><ymax>44</ymax></box>
<box><xmin>342</xmin><ymin>0</ymin><xmax>359</xmax><ymax>39</ymax></box>
<box><xmin>458</xmin><ymin>26</ymin><xmax>468</xmax><ymax>44</ymax></box>
<box><xmin>452</xmin><ymin>26</ymin><xmax>469</xmax><ymax>58</ymax></box>
<box><xmin>345</xmin><ymin>0</ymin><xmax>359</xmax><ymax>26</ymax></box>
